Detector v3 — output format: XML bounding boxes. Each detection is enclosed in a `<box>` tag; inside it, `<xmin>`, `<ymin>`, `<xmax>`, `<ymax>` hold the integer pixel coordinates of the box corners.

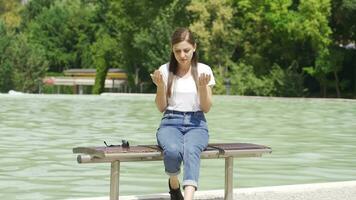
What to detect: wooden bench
<box><xmin>73</xmin><ymin>143</ymin><xmax>272</xmax><ymax>200</ymax></box>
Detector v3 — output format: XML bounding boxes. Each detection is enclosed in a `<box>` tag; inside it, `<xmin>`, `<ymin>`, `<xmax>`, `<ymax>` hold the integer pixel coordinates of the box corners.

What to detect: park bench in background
<box><xmin>63</xmin><ymin>68</ymin><xmax>127</xmax><ymax>80</ymax></box>
<box><xmin>43</xmin><ymin>68</ymin><xmax>128</xmax><ymax>94</ymax></box>
<box><xmin>73</xmin><ymin>143</ymin><xmax>272</xmax><ymax>200</ymax></box>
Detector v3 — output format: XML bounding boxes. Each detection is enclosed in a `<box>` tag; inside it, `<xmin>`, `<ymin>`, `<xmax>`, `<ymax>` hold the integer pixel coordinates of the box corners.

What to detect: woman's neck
<box><xmin>177</xmin><ymin>64</ymin><xmax>191</xmax><ymax>77</ymax></box>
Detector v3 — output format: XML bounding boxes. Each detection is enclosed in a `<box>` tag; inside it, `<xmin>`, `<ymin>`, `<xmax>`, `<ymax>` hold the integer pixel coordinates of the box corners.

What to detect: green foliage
<box><xmin>230</xmin><ymin>62</ymin><xmax>304</xmax><ymax>96</ymax></box>
<box><xmin>0</xmin><ymin>0</ymin><xmax>354</xmax><ymax>97</ymax></box>
<box><xmin>20</xmin><ymin>0</ymin><xmax>57</xmax><ymax>28</ymax></box>
<box><xmin>0</xmin><ymin>62</ymin><xmax>13</xmax><ymax>93</ymax></box>
<box><xmin>6</xmin><ymin>33</ymin><xmax>48</xmax><ymax>92</ymax></box>
<box><xmin>91</xmin><ymin>33</ymin><xmax>119</xmax><ymax>94</ymax></box>
<box><xmin>230</xmin><ymin>62</ymin><xmax>275</xmax><ymax>96</ymax></box>
<box><xmin>0</xmin><ymin>0</ymin><xmax>23</xmax><ymax>29</ymax></box>
<box><xmin>25</xmin><ymin>0</ymin><xmax>96</xmax><ymax>72</ymax></box>
<box><xmin>271</xmin><ymin>63</ymin><xmax>305</xmax><ymax>97</ymax></box>
<box><xmin>330</xmin><ymin>0</ymin><xmax>356</xmax><ymax>97</ymax></box>
<box><xmin>133</xmin><ymin>0</ymin><xmax>186</xmax><ymax>76</ymax></box>
<box><xmin>186</xmin><ymin>0</ymin><xmax>310</xmax><ymax>96</ymax></box>
<box><xmin>331</xmin><ymin>0</ymin><xmax>356</xmax><ymax>43</ymax></box>
<box><xmin>0</xmin><ymin>20</ymin><xmax>14</xmax><ymax>92</ymax></box>
<box><xmin>188</xmin><ymin>0</ymin><xmax>239</xmax><ymax>93</ymax></box>
<box><xmin>106</xmin><ymin>0</ymin><xmax>190</xmax><ymax>91</ymax></box>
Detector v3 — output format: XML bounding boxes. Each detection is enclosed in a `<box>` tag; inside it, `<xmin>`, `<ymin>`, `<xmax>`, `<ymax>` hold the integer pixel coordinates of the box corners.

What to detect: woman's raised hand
<box><xmin>198</xmin><ymin>73</ymin><xmax>211</xmax><ymax>87</ymax></box>
<box><xmin>150</xmin><ymin>70</ymin><xmax>164</xmax><ymax>87</ymax></box>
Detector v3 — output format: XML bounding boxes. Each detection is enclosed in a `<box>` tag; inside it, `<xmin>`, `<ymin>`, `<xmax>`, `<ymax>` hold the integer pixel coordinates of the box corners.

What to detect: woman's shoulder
<box><xmin>158</xmin><ymin>63</ymin><xmax>169</xmax><ymax>74</ymax></box>
<box><xmin>197</xmin><ymin>62</ymin><xmax>213</xmax><ymax>73</ymax></box>
<box><xmin>197</xmin><ymin>62</ymin><xmax>210</xmax><ymax>68</ymax></box>
<box><xmin>158</xmin><ymin>63</ymin><xmax>169</xmax><ymax>69</ymax></box>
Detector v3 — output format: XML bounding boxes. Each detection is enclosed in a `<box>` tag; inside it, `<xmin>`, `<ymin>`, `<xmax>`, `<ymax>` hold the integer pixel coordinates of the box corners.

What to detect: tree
<box><xmin>24</xmin><ymin>0</ymin><xmax>96</xmax><ymax>72</ymax></box>
<box><xmin>91</xmin><ymin>33</ymin><xmax>119</xmax><ymax>94</ymax></box>
<box><xmin>0</xmin><ymin>0</ymin><xmax>23</xmax><ymax>29</ymax></box>
<box><xmin>106</xmin><ymin>0</ymin><xmax>190</xmax><ymax>92</ymax></box>
<box><xmin>19</xmin><ymin>0</ymin><xmax>56</xmax><ymax>29</ymax></box>
<box><xmin>187</xmin><ymin>0</ymin><xmax>310</xmax><ymax>96</ymax></box>
<box><xmin>0</xmin><ymin>20</ymin><xmax>14</xmax><ymax>92</ymax></box>
<box><xmin>133</xmin><ymin>0</ymin><xmax>190</xmax><ymax>91</ymax></box>
<box><xmin>297</xmin><ymin>0</ymin><xmax>332</xmax><ymax>97</ymax></box>
<box><xmin>83</xmin><ymin>0</ymin><xmax>122</xmax><ymax>94</ymax></box>
<box><xmin>331</xmin><ymin>0</ymin><xmax>356</xmax><ymax>96</ymax></box>
<box><xmin>6</xmin><ymin>33</ymin><xmax>48</xmax><ymax>92</ymax></box>
<box><xmin>228</xmin><ymin>0</ymin><xmax>331</xmax><ymax>96</ymax></box>
<box><xmin>187</xmin><ymin>0</ymin><xmax>239</xmax><ymax>94</ymax></box>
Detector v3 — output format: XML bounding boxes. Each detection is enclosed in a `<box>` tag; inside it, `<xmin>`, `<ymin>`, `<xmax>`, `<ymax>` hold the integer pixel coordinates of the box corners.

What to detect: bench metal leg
<box><xmin>224</xmin><ymin>157</ymin><xmax>233</xmax><ymax>200</ymax></box>
<box><xmin>110</xmin><ymin>161</ymin><xmax>120</xmax><ymax>200</ymax></box>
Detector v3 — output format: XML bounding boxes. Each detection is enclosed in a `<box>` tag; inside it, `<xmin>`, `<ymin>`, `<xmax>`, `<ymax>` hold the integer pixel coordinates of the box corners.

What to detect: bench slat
<box><xmin>73</xmin><ymin>143</ymin><xmax>272</xmax><ymax>164</ymax></box>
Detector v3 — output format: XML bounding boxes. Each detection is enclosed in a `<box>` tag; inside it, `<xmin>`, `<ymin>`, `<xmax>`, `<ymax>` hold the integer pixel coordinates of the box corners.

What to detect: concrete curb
<box><xmin>68</xmin><ymin>180</ymin><xmax>356</xmax><ymax>200</ymax></box>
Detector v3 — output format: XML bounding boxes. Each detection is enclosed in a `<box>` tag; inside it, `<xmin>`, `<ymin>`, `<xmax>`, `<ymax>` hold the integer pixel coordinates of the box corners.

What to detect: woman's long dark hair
<box><xmin>167</xmin><ymin>27</ymin><xmax>198</xmax><ymax>98</ymax></box>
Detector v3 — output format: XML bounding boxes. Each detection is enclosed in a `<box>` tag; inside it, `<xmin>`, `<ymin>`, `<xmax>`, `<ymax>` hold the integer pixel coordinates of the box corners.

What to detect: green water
<box><xmin>0</xmin><ymin>94</ymin><xmax>355</xmax><ymax>200</ymax></box>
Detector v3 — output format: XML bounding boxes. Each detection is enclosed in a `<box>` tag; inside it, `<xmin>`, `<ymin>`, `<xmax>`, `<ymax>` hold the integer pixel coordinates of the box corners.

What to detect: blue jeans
<box><xmin>156</xmin><ymin>110</ymin><xmax>209</xmax><ymax>189</ymax></box>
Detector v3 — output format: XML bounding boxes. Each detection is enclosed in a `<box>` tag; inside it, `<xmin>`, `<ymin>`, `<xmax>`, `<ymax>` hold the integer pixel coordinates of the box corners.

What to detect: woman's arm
<box><xmin>198</xmin><ymin>73</ymin><xmax>213</xmax><ymax>113</ymax></box>
<box><xmin>155</xmin><ymin>84</ymin><xmax>167</xmax><ymax>112</ymax></box>
<box><xmin>150</xmin><ymin>70</ymin><xmax>167</xmax><ymax>112</ymax></box>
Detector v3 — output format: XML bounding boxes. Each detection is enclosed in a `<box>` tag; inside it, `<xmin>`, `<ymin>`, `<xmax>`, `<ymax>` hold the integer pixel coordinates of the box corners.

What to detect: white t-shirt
<box><xmin>158</xmin><ymin>62</ymin><xmax>215</xmax><ymax>112</ymax></box>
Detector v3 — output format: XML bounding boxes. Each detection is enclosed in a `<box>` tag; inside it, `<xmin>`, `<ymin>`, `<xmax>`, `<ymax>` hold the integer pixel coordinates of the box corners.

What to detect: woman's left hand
<box><xmin>198</xmin><ymin>73</ymin><xmax>211</xmax><ymax>87</ymax></box>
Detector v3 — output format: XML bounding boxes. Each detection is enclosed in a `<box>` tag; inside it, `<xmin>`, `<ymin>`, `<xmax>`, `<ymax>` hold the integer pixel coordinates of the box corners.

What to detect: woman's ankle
<box><xmin>183</xmin><ymin>185</ymin><xmax>195</xmax><ymax>200</ymax></box>
<box><xmin>169</xmin><ymin>176</ymin><xmax>180</xmax><ymax>189</ymax></box>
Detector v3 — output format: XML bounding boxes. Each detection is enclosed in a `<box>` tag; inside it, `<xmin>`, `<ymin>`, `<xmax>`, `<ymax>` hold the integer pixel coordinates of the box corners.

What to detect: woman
<box><xmin>150</xmin><ymin>27</ymin><xmax>215</xmax><ymax>200</ymax></box>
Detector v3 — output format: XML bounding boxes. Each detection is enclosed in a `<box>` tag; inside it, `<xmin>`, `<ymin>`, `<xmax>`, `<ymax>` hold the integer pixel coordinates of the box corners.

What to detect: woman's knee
<box><xmin>164</xmin><ymin>144</ymin><xmax>182</xmax><ymax>159</ymax></box>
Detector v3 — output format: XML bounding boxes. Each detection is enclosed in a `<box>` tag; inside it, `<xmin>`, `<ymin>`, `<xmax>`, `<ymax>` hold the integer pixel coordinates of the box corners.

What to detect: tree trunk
<box><xmin>320</xmin><ymin>78</ymin><xmax>327</xmax><ymax>98</ymax></box>
<box><xmin>354</xmin><ymin>63</ymin><xmax>356</xmax><ymax>97</ymax></box>
<box><xmin>321</xmin><ymin>84</ymin><xmax>326</xmax><ymax>97</ymax></box>
<box><xmin>334</xmin><ymin>70</ymin><xmax>341</xmax><ymax>98</ymax></box>
<box><xmin>135</xmin><ymin>67</ymin><xmax>140</xmax><ymax>92</ymax></box>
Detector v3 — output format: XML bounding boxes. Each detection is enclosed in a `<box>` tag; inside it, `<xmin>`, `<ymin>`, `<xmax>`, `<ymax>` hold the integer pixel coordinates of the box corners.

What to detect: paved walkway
<box><xmin>69</xmin><ymin>181</ymin><xmax>356</xmax><ymax>200</ymax></box>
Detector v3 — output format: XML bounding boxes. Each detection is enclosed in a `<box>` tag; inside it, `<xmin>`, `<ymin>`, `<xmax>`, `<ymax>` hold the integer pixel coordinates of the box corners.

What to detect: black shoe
<box><xmin>168</xmin><ymin>179</ymin><xmax>184</xmax><ymax>200</ymax></box>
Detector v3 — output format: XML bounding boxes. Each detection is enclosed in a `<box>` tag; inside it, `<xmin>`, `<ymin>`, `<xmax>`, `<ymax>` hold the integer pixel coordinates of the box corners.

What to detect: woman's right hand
<box><xmin>151</xmin><ymin>69</ymin><xmax>167</xmax><ymax>112</ymax></box>
<box><xmin>150</xmin><ymin>70</ymin><xmax>164</xmax><ymax>87</ymax></box>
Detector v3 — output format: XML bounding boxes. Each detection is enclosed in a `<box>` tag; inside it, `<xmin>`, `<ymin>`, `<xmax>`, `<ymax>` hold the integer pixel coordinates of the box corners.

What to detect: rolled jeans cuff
<box><xmin>165</xmin><ymin>169</ymin><xmax>181</xmax><ymax>177</ymax></box>
<box><xmin>183</xmin><ymin>180</ymin><xmax>198</xmax><ymax>190</ymax></box>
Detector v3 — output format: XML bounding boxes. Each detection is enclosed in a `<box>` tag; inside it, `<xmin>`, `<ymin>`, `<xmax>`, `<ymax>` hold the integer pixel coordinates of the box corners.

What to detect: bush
<box><xmin>7</xmin><ymin>34</ymin><xmax>48</xmax><ymax>92</ymax></box>
<box><xmin>230</xmin><ymin>62</ymin><xmax>305</xmax><ymax>96</ymax></box>
<box><xmin>0</xmin><ymin>20</ymin><xmax>14</xmax><ymax>92</ymax></box>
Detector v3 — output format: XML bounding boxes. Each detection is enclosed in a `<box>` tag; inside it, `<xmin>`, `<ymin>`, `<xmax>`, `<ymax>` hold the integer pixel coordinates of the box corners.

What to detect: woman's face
<box><xmin>172</xmin><ymin>41</ymin><xmax>196</xmax><ymax>67</ymax></box>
